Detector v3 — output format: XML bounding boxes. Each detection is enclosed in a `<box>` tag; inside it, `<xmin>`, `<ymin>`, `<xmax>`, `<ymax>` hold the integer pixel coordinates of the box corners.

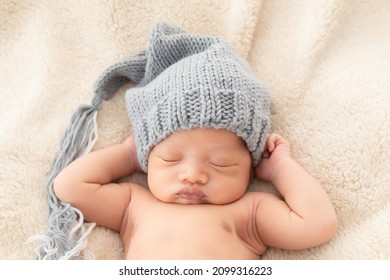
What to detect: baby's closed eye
<box><xmin>208</xmin><ymin>161</ymin><xmax>238</xmax><ymax>168</ymax></box>
<box><xmin>160</xmin><ymin>157</ymin><xmax>181</xmax><ymax>163</ymax></box>
<box><xmin>162</xmin><ymin>158</ymin><xmax>180</xmax><ymax>162</ymax></box>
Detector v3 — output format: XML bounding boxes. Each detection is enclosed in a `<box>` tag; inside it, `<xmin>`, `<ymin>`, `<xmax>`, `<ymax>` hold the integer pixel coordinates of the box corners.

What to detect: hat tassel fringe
<box><xmin>29</xmin><ymin>95</ymin><xmax>103</xmax><ymax>259</ymax></box>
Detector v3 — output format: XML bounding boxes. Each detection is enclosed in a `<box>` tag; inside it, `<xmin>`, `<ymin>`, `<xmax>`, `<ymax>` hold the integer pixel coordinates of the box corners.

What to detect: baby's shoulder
<box><xmin>241</xmin><ymin>190</ymin><xmax>279</xmax><ymax>204</ymax></box>
<box><xmin>238</xmin><ymin>191</ymin><xmax>282</xmax><ymax>216</ymax></box>
<box><xmin>226</xmin><ymin>192</ymin><xmax>269</xmax><ymax>218</ymax></box>
<box><xmin>230</xmin><ymin>193</ymin><xmax>269</xmax><ymax>253</ymax></box>
<box><xmin>125</xmin><ymin>182</ymin><xmax>160</xmax><ymax>205</ymax></box>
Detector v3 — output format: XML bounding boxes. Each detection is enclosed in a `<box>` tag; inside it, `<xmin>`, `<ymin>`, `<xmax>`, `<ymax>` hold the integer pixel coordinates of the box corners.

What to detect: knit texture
<box><xmin>96</xmin><ymin>23</ymin><xmax>271</xmax><ymax>171</ymax></box>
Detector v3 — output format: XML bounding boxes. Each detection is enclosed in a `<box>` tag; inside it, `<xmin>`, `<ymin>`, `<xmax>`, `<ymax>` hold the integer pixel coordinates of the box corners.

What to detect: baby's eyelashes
<box><xmin>157</xmin><ymin>155</ymin><xmax>182</xmax><ymax>165</ymax></box>
<box><xmin>161</xmin><ymin>158</ymin><xmax>181</xmax><ymax>163</ymax></box>
<box><xmin>208</xmin><ymin>161</ymin><xmax>238</xmax><ymax>168</ymax></box>
<box><xmin>158</xmin><ymin>156</ymin><xmax>237</xmax><ymax>169</ymax></box>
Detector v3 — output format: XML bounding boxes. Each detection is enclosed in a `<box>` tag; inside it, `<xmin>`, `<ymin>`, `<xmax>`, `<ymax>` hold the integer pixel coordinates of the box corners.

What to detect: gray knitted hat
<box><xmin>95</xmin><ymin>22</ymin><xmax>270</xmax><ymax>171</ymax></box>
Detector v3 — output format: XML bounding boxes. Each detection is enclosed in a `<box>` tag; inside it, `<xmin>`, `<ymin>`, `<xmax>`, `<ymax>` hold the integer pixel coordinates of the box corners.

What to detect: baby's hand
<box><xmin>124</xmin><ymin>134</ymin><xmax>142</xmax><ymax>172</ymax></box>
<box><xmin>254</xmin><ymin>134</ymin><xmax>291</xmax><ymax>182</ymax></box>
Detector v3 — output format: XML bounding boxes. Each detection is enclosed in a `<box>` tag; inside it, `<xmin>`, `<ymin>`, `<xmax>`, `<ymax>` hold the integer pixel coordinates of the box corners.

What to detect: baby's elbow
<box><xmin>53</xmin><ymin>174</ymin><xmax>65</xmax><ymax>200</ymax></box>
<box><xmin>53</xmin><ymin>173</ymin><xmax>74</xmax><ymax>203</ymax></box>
<box><xmin>318</xmin><ymin>210</ymin><xmax>338</xmax><ymax>244</ymax></box>
<box><xmin>327</xmin><ymin>211</ymin><xmax>338</xmax><ymax>237</ymax></box>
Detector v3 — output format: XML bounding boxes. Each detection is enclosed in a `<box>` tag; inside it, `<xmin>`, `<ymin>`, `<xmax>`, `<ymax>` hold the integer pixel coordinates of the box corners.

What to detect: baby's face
<box><xmin>147</xmin><ymin>128</ymin><xmax>252</xmax><ymax>205</ymax></box>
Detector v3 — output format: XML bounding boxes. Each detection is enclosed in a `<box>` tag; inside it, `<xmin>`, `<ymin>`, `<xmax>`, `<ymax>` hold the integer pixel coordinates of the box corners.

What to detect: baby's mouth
<box><xmin>178</xmin><ymin>188</ymin><xmax>206</xmax><ymax>201</ymax></box>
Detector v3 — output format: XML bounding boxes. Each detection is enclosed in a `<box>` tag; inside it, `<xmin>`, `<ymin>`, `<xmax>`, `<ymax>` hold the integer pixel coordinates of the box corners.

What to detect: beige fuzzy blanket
<box><xmin>1</xmin><ymin>0</ymin><xmax>389</xmax><ymax>260</ymax></box>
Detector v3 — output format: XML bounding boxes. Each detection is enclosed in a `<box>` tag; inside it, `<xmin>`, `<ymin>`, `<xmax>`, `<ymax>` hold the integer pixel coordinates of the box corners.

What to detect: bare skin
<box><xmin>54</xmin><ymin>128</ymin><xmax>337</xmax><ymax>259</ymax></box>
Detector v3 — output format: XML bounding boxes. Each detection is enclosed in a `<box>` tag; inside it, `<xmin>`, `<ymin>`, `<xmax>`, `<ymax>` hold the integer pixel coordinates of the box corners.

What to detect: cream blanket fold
<box><xmin>1</xmin><ymin>0</ymin><xmax>389</xmax><ymax>259</ymax></box>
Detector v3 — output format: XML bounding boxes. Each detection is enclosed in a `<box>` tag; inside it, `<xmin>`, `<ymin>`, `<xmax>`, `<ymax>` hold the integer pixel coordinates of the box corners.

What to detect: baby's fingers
<box><xmin>266</xmin><ymin>134</ymin><xmax>279</xmax><ymax>152</ymax></box>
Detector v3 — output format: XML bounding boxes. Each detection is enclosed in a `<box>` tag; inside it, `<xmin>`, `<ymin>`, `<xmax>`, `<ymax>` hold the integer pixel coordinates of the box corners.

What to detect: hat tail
<box><xmin>94</xmin><ymin>51</ymin><xmax>147</xmax><ymax>100</ymax></box>
<box><xmin>31</xmin><ymin>52</ymin><xmax>147</xmax><ymax>260</ymax></box>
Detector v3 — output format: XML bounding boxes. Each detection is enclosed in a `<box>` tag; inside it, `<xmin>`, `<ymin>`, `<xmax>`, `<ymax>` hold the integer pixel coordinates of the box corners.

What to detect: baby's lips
<box><xmin>178</xmin><ymin>188</ymin><xmax>206</xmax><ymax>201</ymax></box>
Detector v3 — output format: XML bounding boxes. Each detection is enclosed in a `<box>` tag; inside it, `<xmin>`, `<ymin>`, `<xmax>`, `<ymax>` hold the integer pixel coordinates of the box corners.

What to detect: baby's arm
<box><xmin>254</xmin><ymin>134</ymin><xmax>337</xmax><ymax>250</ymax></box>
<box><xmin>53</xmin><ymin>135</ymin><xmax>140</xmax><ymax>232</ymax></box>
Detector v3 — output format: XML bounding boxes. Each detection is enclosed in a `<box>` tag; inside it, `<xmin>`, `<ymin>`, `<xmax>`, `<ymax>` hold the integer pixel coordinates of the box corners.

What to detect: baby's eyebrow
<box><xmin>208</xmin><ymin>145</ymin><xmax>237</xmax><ymax>153</ymax></box>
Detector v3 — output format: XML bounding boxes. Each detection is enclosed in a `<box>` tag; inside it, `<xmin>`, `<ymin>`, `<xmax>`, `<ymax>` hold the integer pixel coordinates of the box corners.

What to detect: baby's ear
<box><xmin>260</xmin><ymin>133</ymin><xmax>274</xmax><ymax>159</ymax></box>
<box><xmin>250</xmin><ymin>166</ymin><xmax>255</xmax><ymax>181</ymax></box>
<box><xmin>123</xmin><ymin>134</ymin><xmax>142</xmax><ymax>173</ymax></box>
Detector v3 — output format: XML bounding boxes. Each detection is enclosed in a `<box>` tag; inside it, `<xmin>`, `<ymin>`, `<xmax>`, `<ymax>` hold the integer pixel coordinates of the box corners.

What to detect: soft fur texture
<box><xmin>1</xmin><ymin>0</ymin><xmax>389</xmax><ymax>259</ymax></box>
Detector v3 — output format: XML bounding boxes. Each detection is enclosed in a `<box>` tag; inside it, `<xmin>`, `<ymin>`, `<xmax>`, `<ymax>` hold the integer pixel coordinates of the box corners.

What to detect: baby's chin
<box><xmin>149</xmin><ymin>186</ymin><xmax>245</xmax><ymax>206</ymax></box>
<box><xmin>152</xmin><ymin>195</ymin><xmax>214</xmax><ymax>205</ymax></box>
<box><xmin>167</xmin><ymin>197</ymin><xmax>240</xmax><ymax>206</ymax></box>
<box><xmin>174</xmin><ymin>199</ymin><xmax>209</xmax><ymax>205</ymax></box>
<box><xmin>156</xmin><ymin>195</ymin><xmax>211</xmax><ymax>205</ymax></box>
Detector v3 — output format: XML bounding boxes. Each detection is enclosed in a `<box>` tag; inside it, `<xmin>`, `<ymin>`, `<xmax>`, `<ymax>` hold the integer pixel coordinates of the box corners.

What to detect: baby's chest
<box><xmin>130</xmin><ymin>205</ymin><xmax>247</xmax><ymax>249</ymax></box>
<box><xmin>139</xmin><ymin>204</ymin><xmax>236</xmax><ymax>236</ymax></box>
<box><xmin>125</xmin><ymin>205</ymin><xmax>254</xmax><ymax>258</ymax></box>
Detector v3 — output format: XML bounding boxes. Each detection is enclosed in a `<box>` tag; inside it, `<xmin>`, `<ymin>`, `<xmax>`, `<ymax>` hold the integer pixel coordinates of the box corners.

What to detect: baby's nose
<box><xmin>178</xmin><ymin>162</ymin><xmax>208</xmax><ymax>185</ymax></box>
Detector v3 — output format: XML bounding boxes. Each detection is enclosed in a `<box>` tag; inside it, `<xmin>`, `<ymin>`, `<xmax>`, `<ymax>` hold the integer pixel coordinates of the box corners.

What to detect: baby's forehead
<box><xmin>153</xmin><ymin>128</ymin><xmax>248</xmax><ymax>151</ymax></box>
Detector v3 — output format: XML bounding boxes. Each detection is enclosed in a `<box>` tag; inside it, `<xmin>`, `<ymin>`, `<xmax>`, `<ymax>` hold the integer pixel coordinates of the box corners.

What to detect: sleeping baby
<box><xmin>53</xmin><ymin>23</ymin><xmax>337</xmax><ymax>259</ymax></box>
